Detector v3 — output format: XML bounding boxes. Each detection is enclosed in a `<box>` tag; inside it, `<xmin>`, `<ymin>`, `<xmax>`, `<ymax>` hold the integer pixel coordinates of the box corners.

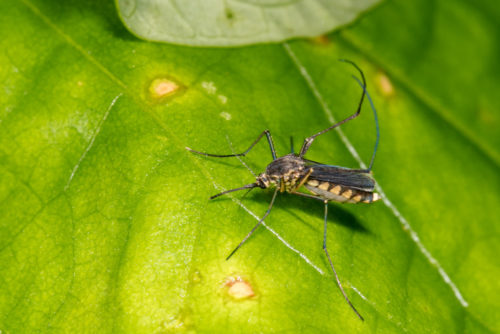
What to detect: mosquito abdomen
<box><xmin>304</xmin><ymin>179</ymin><xmax>380</xmax><ymax>203</ymax></box>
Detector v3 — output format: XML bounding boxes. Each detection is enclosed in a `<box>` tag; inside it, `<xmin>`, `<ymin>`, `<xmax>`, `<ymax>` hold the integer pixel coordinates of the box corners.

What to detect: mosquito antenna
<box><xmin>241</xmin><ymin>186</ymin><xmax>257</xmax><ymax>199</ymax></box>
<box><xmin>210</xmin><ymin>183</ymin><xmax>258</xmax><ymax>200</ymax></box>
<box><xmin>351</xmin><ymin>76</ymin><xmax>379</xmax><ymax>171</ymax></box>
<box><xmin>290</xmin><ymin>136</ymin><xmax>295</xmax><ymax>154</ymax></box>
<box><xmin>226</xmin><ymin>187</ymin><xmax>279</xmax><ymax>260</ymax></box>
<box><xmin>339</xmin><ymin>59</ymin><xmax>366</xmax><ymax>120</ymax></box>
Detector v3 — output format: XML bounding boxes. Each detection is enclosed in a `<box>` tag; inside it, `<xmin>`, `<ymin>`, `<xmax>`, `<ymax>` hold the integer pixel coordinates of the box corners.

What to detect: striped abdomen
<box><xmin>304</xmin><ymin>179</ymin><xmax>380</xmax><ymax>203</ymax></box>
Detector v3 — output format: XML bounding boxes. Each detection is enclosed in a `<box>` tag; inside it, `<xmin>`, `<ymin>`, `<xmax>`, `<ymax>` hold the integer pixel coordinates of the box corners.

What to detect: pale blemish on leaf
<box><xmin>201</xmin><ymin>81</ymin><xmax>228</xmax><ymax>104</ymax></box>
<box><xmin>219</xmin><ymin>112</ymin><xmax>231</xmax><ymax>121</ymax></box>
<box><xmin>149</xmin><ymin>77</ymin><xmax>180</xmax><ymax>99</ymax></box>
<box><xmin>218</xmin><ymin>95</ymin><xmax>228</xmax><ymax>104</ymax></box>
<box><xmin>201</xmin><ymin>81</ymin><xmax>217</xmax><ymax>95</ymax></box>
<box><xmin>224</xmin><ymin>276</ymin><xmax>255</xmax><ymax>300</ymax></box>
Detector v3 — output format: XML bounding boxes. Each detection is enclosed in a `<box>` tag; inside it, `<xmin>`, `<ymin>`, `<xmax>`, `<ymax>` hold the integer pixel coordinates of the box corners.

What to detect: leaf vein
<box><xmin>64</xmin><ymin>94</ymin><xmax>122</xmax><ymax>191</ymax></box>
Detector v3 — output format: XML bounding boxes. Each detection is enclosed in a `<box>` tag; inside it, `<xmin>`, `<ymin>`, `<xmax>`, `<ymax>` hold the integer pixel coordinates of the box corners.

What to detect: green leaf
<box><xmin>1</xmin><ymin>0</ymin><xmax>499</xmax><ymax>333</ymax></box>
<box><xmin>116</xmin><ymin>0</ymin><xmax>380</xmax><ymax>46</ymax></box>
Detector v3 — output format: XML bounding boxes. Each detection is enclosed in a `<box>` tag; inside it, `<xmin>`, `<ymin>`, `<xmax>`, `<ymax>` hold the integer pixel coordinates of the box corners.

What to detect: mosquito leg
<box><xmin>299</xmin><ymin>60</ymin><xmax>366</xmax><ymax>158</ymax></box>
<box><xmin>322</xmin><ymin>200</ymin><xmax>364</xmax><ymax>321</ymax></box>
<box><xmin>291</xmin><ymin>168</ymin><xmax>313</xmax><ymax>192</ymax></box>
<box><xmin>290</xmin><ymin>191</ymin><xmax>325</xmax><ymax>201</ymax></box>
<box><xmin>227</xmin><ymin>135</ymin><xmax>257</xmax><ymax>177</ymax></box>
<box><xmin>187</xmin><ymin>129</ymin><xmax>277</xmax><ymax>160</ymax></box>
<box><xmin>226</xmin><ymin>187</ymin><xmax>279</xmax><ymax>260</ymax></box>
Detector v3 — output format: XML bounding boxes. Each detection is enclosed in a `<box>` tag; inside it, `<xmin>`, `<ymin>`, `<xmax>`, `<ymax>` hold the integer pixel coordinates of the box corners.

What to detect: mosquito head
<box><xmin>256</xmin><ymin>173</ymin><xmax>271</xmax><ymax>189</ymax></box>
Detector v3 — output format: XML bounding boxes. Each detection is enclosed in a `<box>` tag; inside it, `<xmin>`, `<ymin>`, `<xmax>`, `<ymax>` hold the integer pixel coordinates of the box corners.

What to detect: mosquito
<box><xmin>186</xmin><ymin>59</ymin><xmax>380</xmax><ymax>321</ymax></box>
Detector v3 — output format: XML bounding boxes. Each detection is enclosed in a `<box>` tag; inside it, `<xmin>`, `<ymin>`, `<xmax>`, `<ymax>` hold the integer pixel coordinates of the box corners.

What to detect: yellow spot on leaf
<box><xmin>149</xmin><ymin>78</ymin><xmax>180</xmax><ymax>99</ymax></box>
<box><xmin>224</xmin><ymin>276</ymin><xmax>255</xmax><ymax>300</ymax></box>
<box><xmin>376</xmin><ymin>72</ymin><xmax>395</xmax><ymax>97</ymax></box>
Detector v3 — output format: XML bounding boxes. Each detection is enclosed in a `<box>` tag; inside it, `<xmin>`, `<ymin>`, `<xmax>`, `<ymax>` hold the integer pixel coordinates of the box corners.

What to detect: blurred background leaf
<box><xmin>0</xmin><ymin>0</ymin><xmax>498</xmax><ymax>333</ymax></box>
<box><xmin>115</xmin><ymin>0</ymin><xmax>380</xmax><ymax>46</ymax></box>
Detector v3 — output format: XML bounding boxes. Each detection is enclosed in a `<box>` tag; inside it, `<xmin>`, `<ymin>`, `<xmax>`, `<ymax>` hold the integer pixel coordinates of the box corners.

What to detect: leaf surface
<box><xmin>0</xmin><ymin>0</ymin><xmax>498</xmax><ymax>333</ymax></box>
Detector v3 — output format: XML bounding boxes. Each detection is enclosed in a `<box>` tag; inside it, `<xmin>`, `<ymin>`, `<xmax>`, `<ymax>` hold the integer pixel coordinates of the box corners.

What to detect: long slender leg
<box><xmin>290</xmin><ymin>189</ymin><xmax>325</xmax><ymax>201</ymax></box>
<box><xmin>291</xmin><ymin>168</ymin><xmax>313</xmax><ymax>192</ymax></box>
<box><xmin>226</xmin><ymin>187</ymin><xmax>279</xmax><ymax>260</ymax></box>
<box><xmin>227</xmin><ymin>135</ymin><xmax>257</xmax><ymax>177</ymax></box>
<box><xmin>290</xmin><ymin>192</ymin><xmax>364</xmax><ymax>319</ymax></box>
<box><xmin>187</xmin><ymin>129</ymin><xmax>277</xmax><ymax>160</ymax></box>
<box><xmin>299</xmin><ymin>60</ymin><xmax>366</xmax><ymax>158</ymax></box>
<box><xmin>322</xmin><ymin>201</ymin><xmax>364</xmax><ymax>321</ymax></box>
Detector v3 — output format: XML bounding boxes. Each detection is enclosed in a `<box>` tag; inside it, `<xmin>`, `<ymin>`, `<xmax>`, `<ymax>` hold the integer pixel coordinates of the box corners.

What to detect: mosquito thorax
<box><xmin>254</xmin><ymin>154</ymin><xmax>307</xmax><ymax>191</ymax></box>
<box><xmin>266</xmin><ymin>154</ymin><xmax>306</xmax><ymax>176</ymax></box>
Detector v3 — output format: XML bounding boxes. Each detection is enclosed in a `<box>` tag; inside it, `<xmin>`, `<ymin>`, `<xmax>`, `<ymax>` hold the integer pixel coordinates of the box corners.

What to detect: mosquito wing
<box><xmin>308</xmin><ymin>164</ymin><xmax>375</xmax><ymax>192</ymax></box>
